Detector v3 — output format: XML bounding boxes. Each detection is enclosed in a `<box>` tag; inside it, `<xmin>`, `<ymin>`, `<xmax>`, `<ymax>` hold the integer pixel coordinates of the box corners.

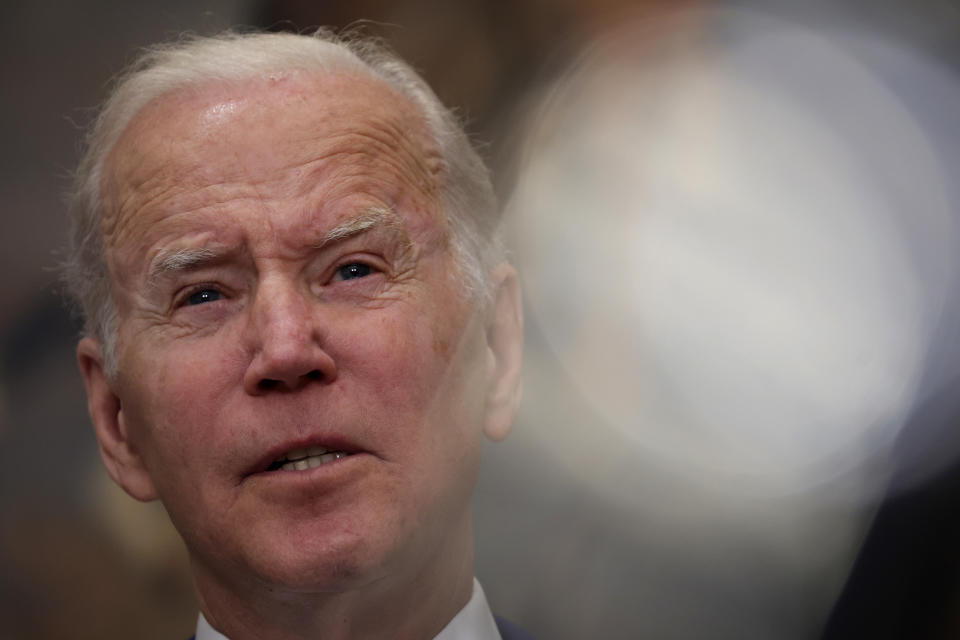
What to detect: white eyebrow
<box><xmin>146</xmin><ymin>207</ymin><xmax>409</xmax><ymax>281</ymax></box>
<box><xmin>148</xmin><ymin>247</ymin><xmax>221</xmax><ymax>281</ymax></box>
<box><xmin>318</xmin><ymin>207</ymin><xmax>407</xmax><ymax>247</ymax></box>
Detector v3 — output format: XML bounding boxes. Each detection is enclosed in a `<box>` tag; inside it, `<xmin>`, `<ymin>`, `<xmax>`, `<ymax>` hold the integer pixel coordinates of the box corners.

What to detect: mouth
<box><xmin>266</xmin><ymin>445</ymin><xmax>352</xmax><ymax>472</ymax></box>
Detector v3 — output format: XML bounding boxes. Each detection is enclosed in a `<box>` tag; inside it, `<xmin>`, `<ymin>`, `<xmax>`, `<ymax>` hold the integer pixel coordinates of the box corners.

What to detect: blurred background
<box><xmin>3</xmin><ymin>0</ymin><xmax>960</xmax><ymax>638</ymax></box>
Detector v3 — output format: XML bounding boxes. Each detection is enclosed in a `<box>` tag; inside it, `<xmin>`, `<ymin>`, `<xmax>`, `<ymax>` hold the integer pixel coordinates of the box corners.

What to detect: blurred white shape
<box><xmin>508</xmin><ymin>8</ymin><xmax>959</xmax><ymax>498</ymax></box>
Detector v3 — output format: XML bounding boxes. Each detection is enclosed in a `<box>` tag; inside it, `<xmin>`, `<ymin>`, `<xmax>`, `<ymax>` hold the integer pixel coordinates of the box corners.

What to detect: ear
<box><xmin>482</xmin><ymin>263</ymin><xmax>524</xmax><ymax>442</ymax></box>
<box><xmin>77</xmin><ymin>337</ymin><xmax>158</xmax><ymax>502</ymax></box>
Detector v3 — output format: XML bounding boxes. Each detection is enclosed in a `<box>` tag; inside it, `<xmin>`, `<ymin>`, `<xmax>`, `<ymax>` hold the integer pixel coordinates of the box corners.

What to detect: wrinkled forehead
<box><xmin>99</xmin><ymin>69</ymin><xmax>444</xmax><ymax>246</ymax></box>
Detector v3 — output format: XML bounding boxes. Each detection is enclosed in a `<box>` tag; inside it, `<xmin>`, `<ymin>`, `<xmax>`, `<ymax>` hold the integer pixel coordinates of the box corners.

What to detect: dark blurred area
<box><xmin>3</xmin><ymin>0</ymin><xmax>960</xmax><ymax>638</ymax></box>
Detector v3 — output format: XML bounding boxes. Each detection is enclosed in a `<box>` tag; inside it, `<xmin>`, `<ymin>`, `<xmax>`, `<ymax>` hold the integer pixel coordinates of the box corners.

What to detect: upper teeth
<box><xmin>274</xmin><ymin>446</ymin><xmax>347</xmax><ymax>471</ymax></box>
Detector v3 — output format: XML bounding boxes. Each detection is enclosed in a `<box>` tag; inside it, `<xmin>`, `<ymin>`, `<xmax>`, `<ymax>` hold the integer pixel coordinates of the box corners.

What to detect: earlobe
<box><xmin>482</xmin><ymin>264</ymin><xmax>524</xmax><ymax>442</ymax></box>
<box><xmin>77</xmin><ymin>337</ymin><xmax>158</xmax><ymax>502</ymax></box>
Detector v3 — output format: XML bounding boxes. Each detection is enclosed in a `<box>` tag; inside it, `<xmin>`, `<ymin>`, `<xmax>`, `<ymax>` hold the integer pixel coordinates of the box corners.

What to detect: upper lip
<box><xmin>246</xmin><ymin>435</ymin><xmax>365</xmax><ymax>476</ymax></box>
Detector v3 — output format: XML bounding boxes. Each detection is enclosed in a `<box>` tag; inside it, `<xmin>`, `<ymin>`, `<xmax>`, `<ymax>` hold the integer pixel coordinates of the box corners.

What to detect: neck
<box><xmin>191</xmin><ymin>521</ymin><xmax>475</xmax><ymax>640</ymax></box>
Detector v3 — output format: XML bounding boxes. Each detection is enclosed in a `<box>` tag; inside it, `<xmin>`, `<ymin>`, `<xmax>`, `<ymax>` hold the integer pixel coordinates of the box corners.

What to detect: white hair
<box><xmin>64</xmin><ymin>29</ymin><xmax>503</xmax><ymax>375</ymax></box>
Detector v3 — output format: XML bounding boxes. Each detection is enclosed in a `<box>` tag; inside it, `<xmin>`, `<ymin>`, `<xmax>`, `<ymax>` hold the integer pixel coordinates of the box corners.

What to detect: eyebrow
<box><xmin>316</xmin><ymin>206</ymin><xmax>408</xmax><ymax>248</ymax></box>
<box><xmin>146</xmin><ymin>207</ymin><xmax>411</xmax><ymax>281</ymax></box>
<box><xmin>148</xmin><ymin>246</ymin><xmax>223</xmax><ymax>281</ymax></box>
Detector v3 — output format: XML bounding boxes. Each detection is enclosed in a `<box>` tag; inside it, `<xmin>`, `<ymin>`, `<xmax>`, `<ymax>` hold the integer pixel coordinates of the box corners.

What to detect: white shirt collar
<box><xmin>196</xmin><ymin>578</ymin><xmax>502</xmax><ymax>640</ymax></box>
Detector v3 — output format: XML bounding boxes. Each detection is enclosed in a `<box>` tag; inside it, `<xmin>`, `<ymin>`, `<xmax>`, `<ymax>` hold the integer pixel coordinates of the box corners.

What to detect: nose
<box><xmin>242</xmin><ymin>278</ymin><xmax>337</xmax><ymax>395</ymax></box>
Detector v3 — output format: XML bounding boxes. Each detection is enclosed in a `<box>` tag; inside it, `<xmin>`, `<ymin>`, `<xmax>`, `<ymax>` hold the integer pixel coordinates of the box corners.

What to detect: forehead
<box><xmin>100</xmin><ymin>70</ymin><xmax>443</xmax><ymax>249</ymax></box>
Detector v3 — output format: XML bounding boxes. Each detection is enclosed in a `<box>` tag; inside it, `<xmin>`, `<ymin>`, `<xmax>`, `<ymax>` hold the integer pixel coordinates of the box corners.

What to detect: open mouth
<box><xmin>266</xmin><ymin>445</ymin><xmax>351</xmax><ymax>472</ymax></box>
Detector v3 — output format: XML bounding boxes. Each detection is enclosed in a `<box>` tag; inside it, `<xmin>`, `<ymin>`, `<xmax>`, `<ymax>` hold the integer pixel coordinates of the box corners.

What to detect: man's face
<box><xmin>79</xmin><ymin>71</ymin><xmax>517</xmax><ymax>596</ymax></box>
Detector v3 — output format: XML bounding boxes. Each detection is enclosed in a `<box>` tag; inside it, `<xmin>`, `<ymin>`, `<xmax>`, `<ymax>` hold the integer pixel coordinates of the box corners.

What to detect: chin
<box><xmin>233</xmin><ymin>521</ymin><xmax>401</xmax><ymax>594</ymax></box>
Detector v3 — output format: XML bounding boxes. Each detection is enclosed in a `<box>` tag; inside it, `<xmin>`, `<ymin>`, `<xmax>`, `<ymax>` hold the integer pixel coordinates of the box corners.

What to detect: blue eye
<box><xmin>337</xmin><ymin>263</ymin><xmax>372</xmax><ymax>280</ymax></box>
<box><xmin>186</xmin><ymin>289</ymin><xmax>223</xmax><ymax>305</ymax></box>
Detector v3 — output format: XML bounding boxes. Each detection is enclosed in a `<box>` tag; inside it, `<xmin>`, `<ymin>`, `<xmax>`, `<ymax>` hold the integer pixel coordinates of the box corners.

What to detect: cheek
<box><xmin>119</xmin><ymin>338</ymin><xmax>244</xmax><ymax>478</ymax></box>
<box><xmin>344</xmin><ymin>308</ymin><xmax>455</xmax><ymax>399</ymax></box>
<box><xmin>341</xmin><ymin>311</ymin><xmax>487</xmax><ymax>526</ymax></box>
<box><xmin>338</xmin><ymin>302</ymin><xmax>487</xmax><ymax>454</ymax></box>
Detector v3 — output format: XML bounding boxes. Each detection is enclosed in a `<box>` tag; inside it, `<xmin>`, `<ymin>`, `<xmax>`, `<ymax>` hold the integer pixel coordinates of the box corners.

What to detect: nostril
<box><xmin>255</xmin><ymin>371</ymin><xmax>323</xmax><ymax>392</ymax></box>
